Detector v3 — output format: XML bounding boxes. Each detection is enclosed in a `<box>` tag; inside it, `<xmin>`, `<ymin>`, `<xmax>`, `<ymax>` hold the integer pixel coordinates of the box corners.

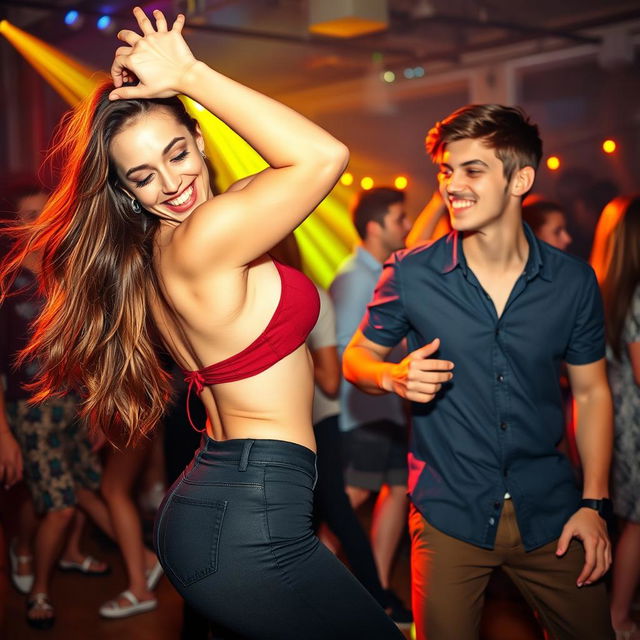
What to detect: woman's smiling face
<box><xmin>110</xmin><ymin>107</ymin><xmax>213</xmax><ymax>224</ymax></box>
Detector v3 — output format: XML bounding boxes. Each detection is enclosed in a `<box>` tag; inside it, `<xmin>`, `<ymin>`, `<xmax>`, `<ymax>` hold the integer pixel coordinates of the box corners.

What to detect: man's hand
<box><xmin>556</xmin><ymin>507</ymin><xmax>612</xmax><ymax>586</ymax></box>
<box><xmin>381</xmin><ymin>338</ymin><xmax>454</xmax><ymax>402</ymax></box>
<box><xmin>0</xmin><ymin>429</ymin><xmax>23</xmax><ymax>489</ymax></box>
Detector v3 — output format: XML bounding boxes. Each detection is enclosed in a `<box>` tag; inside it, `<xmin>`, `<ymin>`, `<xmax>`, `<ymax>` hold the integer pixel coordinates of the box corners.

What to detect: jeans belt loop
<box><xmin>239</xmin><ymin>439</ymin><xmax>255</xmax><ymax>471</ymax></box>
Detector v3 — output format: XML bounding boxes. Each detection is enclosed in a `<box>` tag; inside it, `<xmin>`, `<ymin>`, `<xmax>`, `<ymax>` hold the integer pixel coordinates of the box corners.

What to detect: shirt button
<box><xmin>495</xmin><ymin>328</ymin><xmax>500</xmax><ymax>336</ymax></box>
<box><xmin>497</xmin><ymin>374</ymin><xmax>504</xmax><ymax>383</ymax></box>
<box><xmin>489</xmin><ymin>517</ymin><xmax>495</xmax><ymax>525</ymax></box>
<box><xmin>500</xmin><ymin>422</ymin><xmax>508</xmax><ymax>430</ymax></box>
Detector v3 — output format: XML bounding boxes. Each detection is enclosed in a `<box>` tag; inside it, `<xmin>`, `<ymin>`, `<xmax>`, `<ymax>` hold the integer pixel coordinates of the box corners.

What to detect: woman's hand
<box><xmin>0</xmin><ymin>429</ymin><xmax>23</xmax><ymax>490</ymax></box>
<box><xmin>110</xmin><ymin>7</ymin><xmax>198</xmax><ymax>101</ymax></box>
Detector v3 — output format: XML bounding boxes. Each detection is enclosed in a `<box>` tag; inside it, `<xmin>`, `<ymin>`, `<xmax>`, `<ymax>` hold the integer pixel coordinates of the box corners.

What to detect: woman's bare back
<box><xmin>150</xmin><ymin>247</ymin><xmax>317</xmax><ymax>450</ymax></box>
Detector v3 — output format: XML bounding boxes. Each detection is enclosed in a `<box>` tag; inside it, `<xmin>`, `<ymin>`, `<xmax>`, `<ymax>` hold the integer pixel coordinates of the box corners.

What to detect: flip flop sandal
<box><xmin>59</xmin><ymin>555</ymin><xmax>111</xmax><ymax>575</ymax></box>
<box><xmin>9</xmin><ymin>538</ymin><xmax>34</xmax><ymax>594</ymax></box>
<box><xmin>26</xmin><ymin>592</ymin><xmax>55</xmax><ymax>630</ymax></box>
<box><xmin>145</xmin><ymin>560</ymin><xmax>164</xmax><ymax>590</ymax></box>
<box><xmin>99</xmin><ymin>590</ymin><xmax>157</xmax><ymax>619</ymax></box>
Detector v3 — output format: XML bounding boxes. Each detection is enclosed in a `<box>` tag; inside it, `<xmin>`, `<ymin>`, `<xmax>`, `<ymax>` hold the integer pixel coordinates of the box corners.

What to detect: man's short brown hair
<box><xmin>352</xmin><ymin>187</ymin><xmax>405</xmax><ymax>241</ymax></box>
<box><xmin>426</xmin><ymin>104</ymin><xmax>543</xmax><ymax>182</ymax></box>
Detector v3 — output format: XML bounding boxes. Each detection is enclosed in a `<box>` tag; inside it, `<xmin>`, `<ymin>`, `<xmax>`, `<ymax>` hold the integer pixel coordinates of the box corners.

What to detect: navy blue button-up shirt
<box><xmin>360</xmin><ymin>225</ymin><xmax>605</xmax><ymax>551</ymax></box>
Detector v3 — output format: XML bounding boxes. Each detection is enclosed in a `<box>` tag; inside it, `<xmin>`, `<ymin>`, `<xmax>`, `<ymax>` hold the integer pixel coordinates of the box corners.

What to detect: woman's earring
<box><xmin>131</xmin><ymin>197</ymin><xmax>141</xmax><ymax>214</ymax></box>
<box><xmin>200</xmin><ymin>148</ymin><xmax>207</xmax><ymax>160</ymax></box>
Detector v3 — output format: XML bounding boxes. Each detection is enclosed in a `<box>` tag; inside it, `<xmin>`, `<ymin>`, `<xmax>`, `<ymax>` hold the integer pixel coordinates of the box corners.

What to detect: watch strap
<box><xmin>579</xmin><ymin>498</ymin><xmax>612</xmax><ymax>520</ymax></box>
<box><xmin>579</xmin><ymin>499</ymin><xmax>602</xmax><ymax>511</ymax></box>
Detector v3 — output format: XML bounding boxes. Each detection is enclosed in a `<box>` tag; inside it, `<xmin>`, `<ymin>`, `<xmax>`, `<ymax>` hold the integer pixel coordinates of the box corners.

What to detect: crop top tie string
<box><xmin>183</xmin><ymin>369</ymin><xmax>207</xmax><ymax>432</ymax></box>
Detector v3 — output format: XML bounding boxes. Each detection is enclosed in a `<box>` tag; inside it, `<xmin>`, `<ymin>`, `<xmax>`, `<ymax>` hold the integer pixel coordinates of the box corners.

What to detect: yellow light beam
<box><xmin>1</xmin><ymin>20</ymin><xmax>358</xmax><ymax>284</ymax></box>
<box><xmin>0</xmin><ymin>19</ymin><xmax>107</xmax><ymax>105</ymax></box>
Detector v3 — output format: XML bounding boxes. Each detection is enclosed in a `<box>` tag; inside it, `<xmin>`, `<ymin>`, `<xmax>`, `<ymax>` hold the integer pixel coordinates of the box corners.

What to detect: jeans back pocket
<box><xmin>156</xmin><ymin>494</ymin><xmax>228</xmax><ymax>587</ymax></box>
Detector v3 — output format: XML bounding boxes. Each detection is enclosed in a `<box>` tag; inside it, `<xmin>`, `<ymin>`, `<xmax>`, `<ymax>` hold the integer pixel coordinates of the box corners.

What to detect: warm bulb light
<box><xmin>546</xmin><ymin>156</ymin><xmax>560</xmax><ymax>171</ymax></box>
<box><xmin>361</xmin><ymin>176</ymin><xmax>374</xmax><ymax>190</ymax></box>
<box><xmin>394</xmin><ymin>176</ymin><xmax>408</xmax><ymax>190</ymax></box>
<box><xmin>340</xmin><ymin>172</ymin><xmax>354</xmax><ymax>186</ymax></box>
<box><xmin>602</xmin><ymin>139</ymin><xmax>616</xmax><ymax>154</ymax></box>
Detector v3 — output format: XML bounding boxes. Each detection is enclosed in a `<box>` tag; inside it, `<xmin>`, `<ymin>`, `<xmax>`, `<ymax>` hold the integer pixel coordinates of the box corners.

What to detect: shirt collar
<box><xmin>356</xmin><ymin>245</ymin><xmax>383</xmax><ymax>273</ymax></box>
<box><xmin>440</xmin><ymin>223</ymin><xmax>553</xmax><ymax>282</ymax></box>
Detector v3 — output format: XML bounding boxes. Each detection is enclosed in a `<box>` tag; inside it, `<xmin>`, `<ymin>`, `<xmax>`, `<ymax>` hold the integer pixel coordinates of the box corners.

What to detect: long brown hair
<box><xmin>593</xmin><ymin>195</ymin><xmax>640</xmax><ymax>360</ymax></box>
<box><xmin>0</xmin><ymin>81</ymin><xmax>200</xmax><ymax>444</ymax></box>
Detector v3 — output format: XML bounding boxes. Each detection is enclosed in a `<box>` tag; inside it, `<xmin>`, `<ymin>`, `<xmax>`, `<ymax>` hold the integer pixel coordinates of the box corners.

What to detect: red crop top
<box><xmin>181</xmin><ymin>259</ymin><xmax>320</xmax><ymax>430</ymax></box>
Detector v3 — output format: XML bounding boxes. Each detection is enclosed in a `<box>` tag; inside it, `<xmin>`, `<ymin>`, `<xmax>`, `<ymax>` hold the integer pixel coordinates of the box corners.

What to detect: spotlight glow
<box><xmin>340</xmin><ymin>172</ymin><xmax>354</xmax><ymax>186</ymax></box>
<box><xmin>546</xmin><ymin>156</ymin><xmax>560</xmax><ymax>171</ymax></box>
<box><xmin>0</xmin><ymin>18</ymin><xmax>106</xmax><ymax>105</ymax></box>
<box><xmin>97</xmin><ymin>15</ymin><xmax>111</xmax><ymax>30</ymax></box>
<box><xmin>602</xmin><ymin>139</ymin><xmax>616</xmax><ymax>154</ymax></box>
<box><xmin>413</xmin><ymin>66</ymin><xmax>425</xmax><ymax>78</ymax></box>
<box><xmin>382</xmin><ymin>70</ymin><xmax>395</xmax><ymax>83</ymax></box>
<box><xmin>64</xmin><ymin>10</ymin><xmax>79</xmax><ymax>26</ymax></box>
<box><xmin>394</xmin><ymin>176</ymin><xmax>408</xmax><ymax>190</ymax></box>
<box><xmin>360</xmin><ymin>177</ymin><xmax>374</xmax><ymax>190</ymax></box>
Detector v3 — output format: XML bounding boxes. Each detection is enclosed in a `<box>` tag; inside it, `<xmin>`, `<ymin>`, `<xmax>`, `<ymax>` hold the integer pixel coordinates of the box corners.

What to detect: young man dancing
<box><xmin>343</xmin><ymin>104</ymin><xmax>615</xmax><ymax>640</ymax></box>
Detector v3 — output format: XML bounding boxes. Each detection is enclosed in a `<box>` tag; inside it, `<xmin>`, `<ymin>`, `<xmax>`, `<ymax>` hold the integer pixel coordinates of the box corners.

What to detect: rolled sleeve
<box><xmin>360</xmin><ymin>254</ymin><xmax>410</xmax><ymax>348</ymax></box>
<box><xmin>565</xmin><ymin>267</ymin><xmax>606</xmax><ymax>365</ymax></box>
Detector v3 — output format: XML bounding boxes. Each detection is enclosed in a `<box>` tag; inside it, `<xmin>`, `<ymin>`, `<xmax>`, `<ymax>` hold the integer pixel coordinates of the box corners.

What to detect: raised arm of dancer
<box><xmin>111</xmin><ymin>8</ymin><xmax>348</xmax><ymax>269</ymax></box>
<box><xmin>405</xmin><ymin>190</ymin><xmax>449</xmax><ymax>248</ymax></box>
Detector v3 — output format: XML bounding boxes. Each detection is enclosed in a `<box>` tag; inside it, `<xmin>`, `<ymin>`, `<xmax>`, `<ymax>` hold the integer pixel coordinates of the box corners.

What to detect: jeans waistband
<box><xmin>201</xmin><ymin>437</ymin><xmax>316</xmax><ymax>474</ymax></box>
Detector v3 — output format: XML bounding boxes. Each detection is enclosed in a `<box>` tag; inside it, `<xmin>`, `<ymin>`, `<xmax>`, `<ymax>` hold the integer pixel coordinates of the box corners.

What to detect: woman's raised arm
<box><xmin>111</xmin><ymin>7</ymin><xmax>348</xmax><ymax>271</ymax></box>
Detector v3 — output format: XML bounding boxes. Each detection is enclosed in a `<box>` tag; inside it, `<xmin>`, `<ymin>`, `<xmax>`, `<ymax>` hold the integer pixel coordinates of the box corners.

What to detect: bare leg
<box><xmin>28</xmin><ymin>507</ymin><xmax>75</xmax><ymax>623</ymax></box>
<box><xmin>346</xmin><ymin>485</ymin><xmax>371</xmax><ymax>510</ymax></box>
<box><xmin>14</xmin><ymin>488</ymin><xmax>38</xmax><ymax>578</ymax></box>
<box><xmin>101</xmin><ymin>442</ymin><xmax>156</xmax><ymax>606</ymax></box>
<box><xmin>59</xmin><ymin>507</ymin><xmax>108</xmax><ymax>572</ymax></box>
<box><xmin>75</xmin><ymin>487</ymin><xmax>116</xmax><ymax>540</ymax></box>
<box><xmin>317</xmin><ymin>522</ymin><xmax>339</xmax><ymax>554</ymax></box>
<box><xmin>610</xmin><ymin>520</ymin><xmax>640</xmax><ymax>635</ymax></box>
<box><xmin>370</xmin><ymin>484</ymin><xmax>408</xmax><ymax>588</ymax></box>
<box><xmin>137</xmin><ymin>426</ymin><xmax>166</xmax><ymax>513</ymax></box>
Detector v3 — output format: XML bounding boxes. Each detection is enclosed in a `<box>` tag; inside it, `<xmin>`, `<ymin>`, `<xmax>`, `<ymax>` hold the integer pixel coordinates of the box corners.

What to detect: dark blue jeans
<box><xmin>154</xmin><ymin>437</ymin><xmax>403</xmax><ymax>640</ymax></box>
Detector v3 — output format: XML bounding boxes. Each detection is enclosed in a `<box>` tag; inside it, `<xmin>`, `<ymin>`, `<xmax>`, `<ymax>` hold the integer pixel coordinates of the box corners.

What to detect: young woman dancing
<box><xmin>0</xmin><ymin>8</ymin><xmax>403</xmax><ymax>639</ymax></box>
<box><xmin>592</xmin><ymin>196</ymin><xmax>640</xmax><ymax>640</ymax></box>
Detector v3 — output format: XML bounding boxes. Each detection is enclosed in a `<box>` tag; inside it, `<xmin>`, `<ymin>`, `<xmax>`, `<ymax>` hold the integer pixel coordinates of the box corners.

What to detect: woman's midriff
<box><xmin>197</xmin><ymin>346</ymin><xmax>317</xmax><ymax>452</ymax></box>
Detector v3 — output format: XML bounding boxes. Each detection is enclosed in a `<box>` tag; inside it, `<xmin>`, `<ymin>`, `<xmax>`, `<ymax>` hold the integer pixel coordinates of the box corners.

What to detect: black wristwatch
<box><xmin>579</xmin><ymin>498</ymin><xmax>613</xmax><ymax>521</ymax></box>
